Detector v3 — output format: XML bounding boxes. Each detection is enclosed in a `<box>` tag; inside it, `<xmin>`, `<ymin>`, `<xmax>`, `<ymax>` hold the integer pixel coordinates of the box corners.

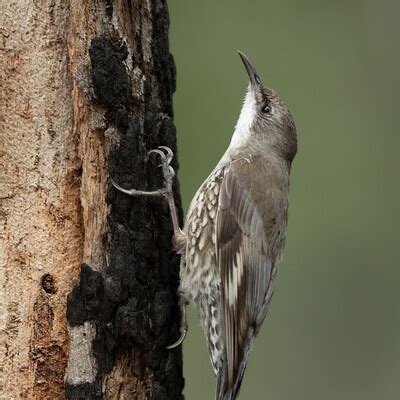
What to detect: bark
<box><xmin>1</xmin><ymin>1</ymin><xmax>184</xmax><ymax>399</ymax></box>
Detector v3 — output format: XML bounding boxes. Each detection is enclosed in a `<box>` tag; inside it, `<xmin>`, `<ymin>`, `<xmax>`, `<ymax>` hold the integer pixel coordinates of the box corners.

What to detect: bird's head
<box><xmin>232</xmin><ymin>51</ymin><xmax>297</xmax><ymax>163</ymax></box>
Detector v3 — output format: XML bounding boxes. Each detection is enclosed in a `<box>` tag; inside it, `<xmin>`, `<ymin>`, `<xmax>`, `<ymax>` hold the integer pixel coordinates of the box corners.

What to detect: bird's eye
<box><xmin>262</xmin><ymin>104</ymin><xmax>272</xmax><ymax>114</ymax></box>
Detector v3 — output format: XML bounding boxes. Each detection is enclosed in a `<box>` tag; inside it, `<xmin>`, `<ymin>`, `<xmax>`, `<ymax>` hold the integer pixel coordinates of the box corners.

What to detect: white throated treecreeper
<box><xmin>112</xmin><ymin>51</ymin><xmax>297</xmax><ymax>400</ymax></box>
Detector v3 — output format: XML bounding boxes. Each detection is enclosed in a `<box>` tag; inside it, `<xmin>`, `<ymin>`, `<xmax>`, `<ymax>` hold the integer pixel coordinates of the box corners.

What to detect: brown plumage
<box><xmin>178</xmin><ymin>52</ymin><xmax>297</xmax><ymax>399</ymax></box>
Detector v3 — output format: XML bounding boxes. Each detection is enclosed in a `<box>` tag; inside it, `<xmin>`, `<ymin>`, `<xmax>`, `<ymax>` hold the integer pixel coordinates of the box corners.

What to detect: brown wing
<box><xmin>216</xmin><ymin>159</ymin><xmax>279</xmax><ymax>399</ymax></box>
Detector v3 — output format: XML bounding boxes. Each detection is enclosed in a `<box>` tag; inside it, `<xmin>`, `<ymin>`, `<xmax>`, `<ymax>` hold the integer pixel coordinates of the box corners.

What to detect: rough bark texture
<box><xmin>0</xmin><ymin>1</ymin><xmax>184</xmax><ymax>399</ymax></box>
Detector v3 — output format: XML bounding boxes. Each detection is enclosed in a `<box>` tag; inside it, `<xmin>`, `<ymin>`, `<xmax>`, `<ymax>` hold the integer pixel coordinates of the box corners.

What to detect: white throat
<box><xmin>229</xmin><ymin>86</ymin><xmax>256</xmax><ymax>149</ymax></box>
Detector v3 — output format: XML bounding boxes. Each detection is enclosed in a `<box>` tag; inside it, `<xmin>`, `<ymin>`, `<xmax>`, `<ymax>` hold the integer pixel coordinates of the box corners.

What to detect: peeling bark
<box><xmin>1</xmin><ymin>1</ymin><xmax>183</xmax><ymax>399</ymax></box>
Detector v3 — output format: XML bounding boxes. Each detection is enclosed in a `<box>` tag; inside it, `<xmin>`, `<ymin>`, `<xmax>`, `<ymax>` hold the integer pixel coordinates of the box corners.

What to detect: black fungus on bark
<box><xmin>66</xmin><ymin>1</ymin><xmax>184</xmax><ymax>399</ymax></box>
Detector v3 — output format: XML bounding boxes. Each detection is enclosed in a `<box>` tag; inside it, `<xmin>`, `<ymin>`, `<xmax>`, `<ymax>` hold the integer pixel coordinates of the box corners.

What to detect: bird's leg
<box><xmin>111</xmin><ymin>146</ymin><xmax>185</xmax><ymax>244</ymax></box>
<box><xmin>111</xmin><ymin>146</ymin><xmax>188</xmax><ymax>348</ymax></box>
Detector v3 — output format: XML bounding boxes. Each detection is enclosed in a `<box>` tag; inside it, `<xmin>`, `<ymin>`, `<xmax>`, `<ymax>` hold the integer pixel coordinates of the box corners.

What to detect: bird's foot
<box><xmin>111</xmin><ymin>146</ymin><xmax>175</xmax><ymax>199</ymax></box>
<box><xmin>167</xmin><ymin>296</ymin><xmax>188</xmax><ymax>349</ymax></box>
<box><xmin>149</xmin><ymin>145</ymin><xmax>175</xmax><ymax>195</ymax></box>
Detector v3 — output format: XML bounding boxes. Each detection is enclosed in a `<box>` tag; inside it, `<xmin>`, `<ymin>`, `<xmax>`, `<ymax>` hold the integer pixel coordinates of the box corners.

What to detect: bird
<box><xmin>112</xmin><ymin>51</ymin><xmax>297</xmax><ymax>400</ymax></box>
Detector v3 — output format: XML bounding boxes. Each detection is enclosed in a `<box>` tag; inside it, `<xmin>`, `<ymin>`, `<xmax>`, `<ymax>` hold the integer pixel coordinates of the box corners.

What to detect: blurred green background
<box><xmin>168</xmin><ymin>0</ymin><xmax>400</xmax><ymax>399</ymax></box>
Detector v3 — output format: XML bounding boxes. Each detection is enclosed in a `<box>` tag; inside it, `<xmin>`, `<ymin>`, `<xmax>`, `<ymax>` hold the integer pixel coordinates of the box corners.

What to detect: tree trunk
<box><xmin>1</xmin><ymin>1</ymin><xmax>184</xmax><ymax>399</ymax></box>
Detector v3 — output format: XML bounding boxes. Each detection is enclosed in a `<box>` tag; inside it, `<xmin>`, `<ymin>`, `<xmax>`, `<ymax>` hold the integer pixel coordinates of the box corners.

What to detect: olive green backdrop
<box><xmin>169</xmin><ymin>1</ymin><xmax>400</xmax><ymax>399</ymax></box>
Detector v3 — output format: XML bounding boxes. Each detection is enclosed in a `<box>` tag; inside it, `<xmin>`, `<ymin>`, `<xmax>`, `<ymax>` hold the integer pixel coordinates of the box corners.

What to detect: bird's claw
<box><xmin>166</xmin><ymin>325</ymin><xmax>188</xmax><ymax>349</ymax></box>
<box><xmin>148</xmin><ymin>146</ymin><xmax>174</xmax><ymax>165</ymax></box>
<box><xmin>148</xmin><ymin>148</ymin><xmax>166</xmax><ymax>161</ymax></box>
<box><xmin>111</xmin><ymin>179</ymin><xmax>137</xmax><ymax>196</ymax></box>
<box><xmin>148</xmin><ymin>146</ymin><xmax>175</xmax><ymax>191</ymax></box>
<box><xmin>158</xmin><ymin>146</ymin><xmax>174</xmax><ymax>164</ymax></box>
<box><xmin>166</xmin><ymin>296</ymin><xmax>188</xmax><ymax>349</ymax></box>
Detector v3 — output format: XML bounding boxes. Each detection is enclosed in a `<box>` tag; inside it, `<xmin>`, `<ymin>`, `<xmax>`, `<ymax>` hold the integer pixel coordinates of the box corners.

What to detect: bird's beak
<box><xmin>238</xmin><ymin>51</ymin><xmax>262</xmax><ymax>89</ymax></box>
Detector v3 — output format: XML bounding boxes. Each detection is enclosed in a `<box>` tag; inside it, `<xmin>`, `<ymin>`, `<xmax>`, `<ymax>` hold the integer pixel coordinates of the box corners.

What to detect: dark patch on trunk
<box><xmin>65</xmin><ymin>384</ymin><xmax>102</xmax><ymax>400</ymax></box>
<box><xmin>105</xmin><ymin>0</ymin><xmax>113</xmax><ymax>19</ymax></box>
<box><xmin>67</xmin><ymin>264</ymin><xmax>115</xmax><ymax>326</ymax></box>
<box><xmin>89</xmin><ymin>38</ymin><xmax>130</xmax><ymax>110</ymax></box>
<box><xmin>66</xmin><ymin>1</ymin><xmax>184</xmax><ymax>398</ymax></box>
<box><xmin>151</xmin><ymin>0</ymin><xmax>176</xmax><ymax>117</ymax></box>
